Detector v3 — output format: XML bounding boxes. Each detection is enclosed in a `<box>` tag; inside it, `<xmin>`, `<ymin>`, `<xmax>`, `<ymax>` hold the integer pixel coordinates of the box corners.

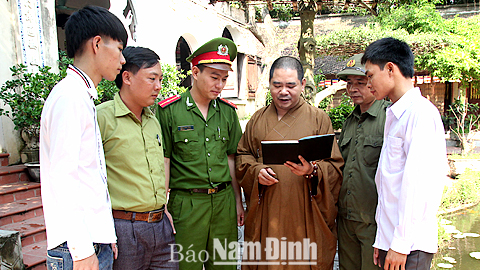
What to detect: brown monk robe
<box><xmin>236</xmin><ymin>98</ymin><xmax>343</xmax><ymax>270</ymax></box>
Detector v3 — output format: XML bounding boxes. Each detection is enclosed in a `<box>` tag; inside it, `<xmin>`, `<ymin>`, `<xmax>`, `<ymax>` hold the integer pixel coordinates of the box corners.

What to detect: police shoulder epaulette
<box><xmin>219</xmin><ymin>98</ymin><xmax>237</xmax><ymax>109</ymax></box>
<box><xmin>158</xmin><ymin>95</ymin><xmax>181</xmax><ymax>108</ymax></box>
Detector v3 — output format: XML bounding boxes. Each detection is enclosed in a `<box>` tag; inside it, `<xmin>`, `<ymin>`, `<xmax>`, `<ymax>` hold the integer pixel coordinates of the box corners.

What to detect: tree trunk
<box><xmin>298</xmin><ymin>7</ymin><xmax>317</xmax><ymax>104</ymax></box>
<box><xmin>246</xmin><ymin>5</ymin><xmax>281</xmax><ymax>111</ymax></box>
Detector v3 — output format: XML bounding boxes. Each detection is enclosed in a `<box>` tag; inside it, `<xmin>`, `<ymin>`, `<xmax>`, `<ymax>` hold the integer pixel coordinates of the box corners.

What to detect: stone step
<box><xmin>0</xmin><ymin>165</ymin><xmax>30</xmax><ymax>185</ymax></box>
<box><xmin>0</xmin><ymin>197</ymin><xmax>43</xmax><ymax>226</ymax></box>
<box><xmin>28</xmin><ymin>263</ymin><xmax>47</xmax><ymax>270</ymax></box>
<box><xmin>22</xmin><ymin>239</ymin><xmax>47</xmax><ymax>270</ymax></box>
<box><xmin>0</xmin><ymin>182</ymin><xmax>41</xmax><ymax>204</ymax></box>
<box><xmin>0</xmin><ymin>153</ymin><xmax>9</xmax><ymax>166</ymax></box>
<box><xmin>1</xmin><ymin>215</ymin><xmax>45</xmax><ymax>247</ymax></box>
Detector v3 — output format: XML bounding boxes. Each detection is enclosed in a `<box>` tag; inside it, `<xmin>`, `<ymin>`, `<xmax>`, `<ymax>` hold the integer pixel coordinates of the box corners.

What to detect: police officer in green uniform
<box><xmin>156</xmin><ymin>37</ymin><xmax>244</xmax><ymax>269</ymax></box>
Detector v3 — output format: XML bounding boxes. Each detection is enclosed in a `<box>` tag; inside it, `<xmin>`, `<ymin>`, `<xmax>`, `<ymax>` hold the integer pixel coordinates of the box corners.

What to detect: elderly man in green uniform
<box><xmin>336</xmin><ymin>53</ymin><xmax>390</xmax><ymax>270</ymax></box>
<box><xmin>156</xmin><ymin>37</ymin><xmax>244</xmax><ymax>269</ymax></box>
<box><xmin>97</xmin><ymin>46</ymin><xmax>178</xmax><ymax>269</ymax></box>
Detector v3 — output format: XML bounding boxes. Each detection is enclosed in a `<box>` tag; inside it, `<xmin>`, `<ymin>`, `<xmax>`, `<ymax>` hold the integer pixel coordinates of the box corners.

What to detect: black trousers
<box><xmin>378</xmin><ymin>249</ymin><xmax>434</xmax><ymax>270</ymax></box>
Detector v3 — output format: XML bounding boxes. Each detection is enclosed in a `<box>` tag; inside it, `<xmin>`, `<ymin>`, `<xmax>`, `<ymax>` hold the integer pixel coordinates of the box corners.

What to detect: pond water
<box><xmin>433</xmin><ymin>204</ymin><xmax>480</xmax><ymax>269</ymax></box>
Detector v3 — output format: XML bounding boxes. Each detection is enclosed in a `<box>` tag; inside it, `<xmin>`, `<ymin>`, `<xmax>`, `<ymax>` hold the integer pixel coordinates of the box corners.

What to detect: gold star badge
<box><xmin>347</xmin><ymin>59</ymin><xmax>355</xmax><ymax>67</ymax></box>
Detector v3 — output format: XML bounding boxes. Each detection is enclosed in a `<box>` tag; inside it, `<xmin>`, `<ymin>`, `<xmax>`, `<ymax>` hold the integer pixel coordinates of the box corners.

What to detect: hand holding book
<box><xmin>284</xmin><ymin>155</ymin><xmax>315</xmax><ymax>176</ymax></box>
<box><xmin>261</xmin><ymin>134</ymin><xmax>335</xmax><ymax>165</ymax></box>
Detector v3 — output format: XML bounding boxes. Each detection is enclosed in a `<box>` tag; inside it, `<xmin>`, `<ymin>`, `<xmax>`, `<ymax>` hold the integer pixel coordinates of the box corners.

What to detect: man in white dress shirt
<box><xmin>362</xmin><ymin>37</ymin><xmax>447</xmax><ymax>270</ymax></box>
<box><xmin>40</xmin><ymin>6</ymin><xmax>127</xmax><ymax>270</ymax></box>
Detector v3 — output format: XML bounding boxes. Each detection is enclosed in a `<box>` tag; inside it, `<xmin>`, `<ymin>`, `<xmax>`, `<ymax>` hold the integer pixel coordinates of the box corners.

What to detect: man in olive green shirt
<box><xmin>156</xmin><ymin>38</ymin><xmax>244</xmax><ymax>269</ymax></box>
<box><xmin>336</xmin><ymin>54</ymin><xmax>390</xmax><ymax>270</ymax></box>
<box><xmin>97</xmin><ymin>47</ymin><xmax>178</xmax><ymax>269</ymax></box>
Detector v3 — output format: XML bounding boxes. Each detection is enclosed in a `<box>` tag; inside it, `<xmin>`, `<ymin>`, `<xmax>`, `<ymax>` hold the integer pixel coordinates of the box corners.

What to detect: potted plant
<box><xmin>0</xmin><ymin>55</ymin><xmax>190</xmax><ymax>165</ymax></box>
<box><xmin>0</xmin><ymin>64</ymin><xmax>62</xmax><ymax>163</ymax></box>
<box><xmin>447</xmin><ymin>98</ymin><xmax>480</xmax><ymax>155</ymax></box>
<box><xmin>448</xmin><ymin>99</ymin><xmax>480</xmax><ymax>155</ymax></box>
<box><xmin>444</xmin><ymin>97</ymin><xmax>480</xmax><ymax>177</ymax></box>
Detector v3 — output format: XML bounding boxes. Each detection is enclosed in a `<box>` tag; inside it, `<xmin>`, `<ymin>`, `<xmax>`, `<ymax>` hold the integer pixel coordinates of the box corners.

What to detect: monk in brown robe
<box><xmin>236</xmin><ymin>56</ymin><xmax>343</xmax><ymax>269</ymax></box>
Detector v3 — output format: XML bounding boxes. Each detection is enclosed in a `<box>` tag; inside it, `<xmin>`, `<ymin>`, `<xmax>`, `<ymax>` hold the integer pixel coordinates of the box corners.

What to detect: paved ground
<box><xmin>447</xmin><ymin>145</ymin><xmax>480</xmax><ymax>154</ymax></box>
<box><xmin>236</xmin><ymin>225</ymin><xmax>340</xmax><ymax>269</ymax></box>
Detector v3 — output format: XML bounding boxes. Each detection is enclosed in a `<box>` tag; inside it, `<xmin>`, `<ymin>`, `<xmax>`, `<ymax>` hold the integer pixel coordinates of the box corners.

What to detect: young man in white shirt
<box><xmin>40</xmin><ymin>6</ymin><xmax>127</xmax><ymax>270</ymax></box>
<box><xmin>362</xmin><ymin>37</ymin><xmax>447</xmax><ymax>270</ymax></box>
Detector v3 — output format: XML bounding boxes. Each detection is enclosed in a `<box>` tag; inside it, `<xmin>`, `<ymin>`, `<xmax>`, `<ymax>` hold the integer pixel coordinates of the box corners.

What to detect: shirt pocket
<box><xmin>148</xmin><ymin>135</ymin><xmax>164</xmax><ymax>165</ymax></box>
<box><xmin>215</xmin><ymin>127</ymin><xmax>230</xmax><ymax>160</ymax></box>
<box><xmin>339</xmin><ymin>136</ymin><xmax>352</xmax><ymax>161</ymax></box>
<box><xmin>173</xmin><ymin>130</ymin><xmax>200</xmax><ymax>162</ymax></box>
<box><xmin>363</xmin><ymin>135</ymin><xmax>383</xmax><ymax>167</ymax></box>
<box><xmin>386</xmin><ymin>135</ymin><xmax>405</xmax><ymax>173</ymax></box>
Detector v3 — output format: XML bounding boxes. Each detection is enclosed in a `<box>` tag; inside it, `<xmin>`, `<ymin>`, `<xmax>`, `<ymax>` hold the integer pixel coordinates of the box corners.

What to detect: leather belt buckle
<box><xmin>208</xmin><ymin>187</ymin><xmax>218</xmax><ymax>194</ymax></box>
<box><xmin>147</xmin><ymin>209</ymin><xmax>164</xmax><ymax>223</ymax></box>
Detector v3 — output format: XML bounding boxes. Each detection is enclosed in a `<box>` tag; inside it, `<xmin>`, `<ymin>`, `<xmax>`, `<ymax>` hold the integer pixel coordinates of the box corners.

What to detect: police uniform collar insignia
<box><xmin>219</xmin><ymin>97</ymin><xmax>238</xmax><ymax>109</ymax></box>
<box><xmin>347</xmin><ymin>59</ymin><xmax>355</xmax><ymax>67</ymax></box>
<box><xmin>158</xmin><ymin>95</ymin><xmax>181</xmax><ymax>108</ymax></box>
<box><xmin>217</xmin><ymin>44</ymin><xmax>228</xmax><ymax>56</ymax></box>
<box><xmin>186</xmin><ymin>97</ymin><xmax>194</xmax><ymax>107</ymax></box>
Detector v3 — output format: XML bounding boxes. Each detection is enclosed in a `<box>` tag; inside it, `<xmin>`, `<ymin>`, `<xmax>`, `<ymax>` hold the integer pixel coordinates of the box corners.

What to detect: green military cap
<box><xmin>336</xmin><ymin>53</ymin><xmax>366</xmax><ymax>81</ymax></box>
<box><xmin>186</xmin><ymin>37</ymin><xmax>237</xmax><ymax>71</ymax></box>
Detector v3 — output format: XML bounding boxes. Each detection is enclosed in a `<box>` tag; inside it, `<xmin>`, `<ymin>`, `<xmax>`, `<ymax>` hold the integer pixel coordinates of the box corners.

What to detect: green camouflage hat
<box><xmin>186</xmin><ymin>37</ymin><xmax>237</xmax><ymax>71</ymax></box>
<box><xmin>336</xmin><ymin>53</ymin><xmax>366</xmax><ymax>81</ymax></box>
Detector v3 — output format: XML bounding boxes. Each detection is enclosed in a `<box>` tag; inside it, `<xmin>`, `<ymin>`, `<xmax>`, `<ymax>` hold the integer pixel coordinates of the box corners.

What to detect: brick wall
<box><xmin>418</xmin><ymin>82</ymin><xmax>446</xmax><ymax>113</ymax></box>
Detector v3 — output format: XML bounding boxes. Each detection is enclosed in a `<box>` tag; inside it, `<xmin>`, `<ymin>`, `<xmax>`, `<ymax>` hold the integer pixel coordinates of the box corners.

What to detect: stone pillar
<box><xmin>16</xmin><ymin>0</ymin><xmax>58</xmax><ymax>72</ymax></box>
<box><xmin>0</xmin><ymin>230</ymin><xmax>24</xmax><ymax>270</ymax></box>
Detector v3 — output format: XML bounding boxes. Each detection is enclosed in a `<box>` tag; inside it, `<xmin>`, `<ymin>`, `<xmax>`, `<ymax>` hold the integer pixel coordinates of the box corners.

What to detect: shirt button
<box><xmin>206</xmin><ymin>138</ymin><xmax>209</xmax><ymax>142</ymax></box>
<box><xmin>145</xmin><ymin>149</ymin><xmax>148</xmax><ymax>152</ymax></box>
<box><xmin>349</xmin><ymin>173</ymin><xmax>352</xmax><ymax>178</ymax></box>
<box><xmin>184</xmin><ymin>139</ymin><xmax>188</xmax><ymax>143</ymax></box>
<box><xmin>347</xmin><ymin>215</ymin><xmax>351</xmax><ymax>219</ymax></box>
<box><xmin>223</xmin><ymin>137</ymin><xmax>226</xmax><ymax>141</ymax></box>
<box><xmin>348</xmin><ymin>210</ymin><xmax>352</xmax><ymax>213</ymax></box>
<box><xmin>207</xmin><ymin>153</ymin><xmax>211</xmax><ymax>157</ymax></box>
<box><xmin>206</xmin><ymin>124</ymin><xmax>208</xmax><ymax>127</ymax></box>
<box><xmin>358</xmin><ymin>124</ymin><xmax>362</xmax><ymax>128</ymax></box>
<box><xmin>347</xmin><ymin>190</ymin><xmax>351</xmax><ymax>195</ymax></box>
<box><xmin>209</xmin><ymin>168</ymin><xmax>212</xmax><ymax>172</ymax></box>
<box><xmin>352</xmin><ymin>156</ymin><xmax>355</xmax><ymax>161</ymax></box>
<box><xmin>355</xmin><ymin>140</ymin><xmax>358</xmax><ymax>145</ymax></box>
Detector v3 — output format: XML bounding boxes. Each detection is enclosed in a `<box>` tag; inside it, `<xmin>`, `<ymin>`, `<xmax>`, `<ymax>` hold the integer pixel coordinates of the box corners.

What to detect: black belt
<box><xmin>181</xmin><ymin>182</ymin><xmax>229</xmax><ymax>194</ymax></box>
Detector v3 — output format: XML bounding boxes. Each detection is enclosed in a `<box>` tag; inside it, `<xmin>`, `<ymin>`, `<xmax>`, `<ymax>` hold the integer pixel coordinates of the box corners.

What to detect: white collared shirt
<box><xmin>373</xmin><ymin>88</ymin><xmax>447</xmax><ymax>254</ymax></box>
<box><xmin>40</xmin><ymin>65</ymin><xmax>116</xmax><ymax>261</ymax></box>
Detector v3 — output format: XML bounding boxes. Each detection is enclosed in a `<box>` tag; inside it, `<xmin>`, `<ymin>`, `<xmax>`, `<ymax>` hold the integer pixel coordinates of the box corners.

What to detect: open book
<box><xmin>261</xmin><ymin>134</ymin><xmax>335</xmax><ymax>165</ymax></box>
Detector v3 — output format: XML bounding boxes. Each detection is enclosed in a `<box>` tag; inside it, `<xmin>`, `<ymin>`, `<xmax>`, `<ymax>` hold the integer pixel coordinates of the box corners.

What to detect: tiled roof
<box><xmin>315</xmin><ymin>55</ymin><xmax>347</xmax><ymax>76</ymax></box>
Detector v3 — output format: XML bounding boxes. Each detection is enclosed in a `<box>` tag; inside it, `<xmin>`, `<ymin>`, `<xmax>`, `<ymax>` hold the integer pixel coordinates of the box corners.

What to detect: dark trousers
<box><xmin>378</xmin><ymin>249</ymin><xmax>434</xmax><ymax>270</ymax></box>
<box><xmin>113</xmin><ymin>215</ymin><xmax>179</xmax><ymax>270</ymax></box>
<box><xmin>337</xmin><ymin>217</ymin><xmax>378</xmax><ymax>270</ymax></box>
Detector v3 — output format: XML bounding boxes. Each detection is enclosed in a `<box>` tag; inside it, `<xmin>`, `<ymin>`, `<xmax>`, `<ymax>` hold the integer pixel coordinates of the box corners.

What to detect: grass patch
<box><xmin>440</xmin><ymin>169</ymin><xmax>480</xmax><ymax>212</ymax></box>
